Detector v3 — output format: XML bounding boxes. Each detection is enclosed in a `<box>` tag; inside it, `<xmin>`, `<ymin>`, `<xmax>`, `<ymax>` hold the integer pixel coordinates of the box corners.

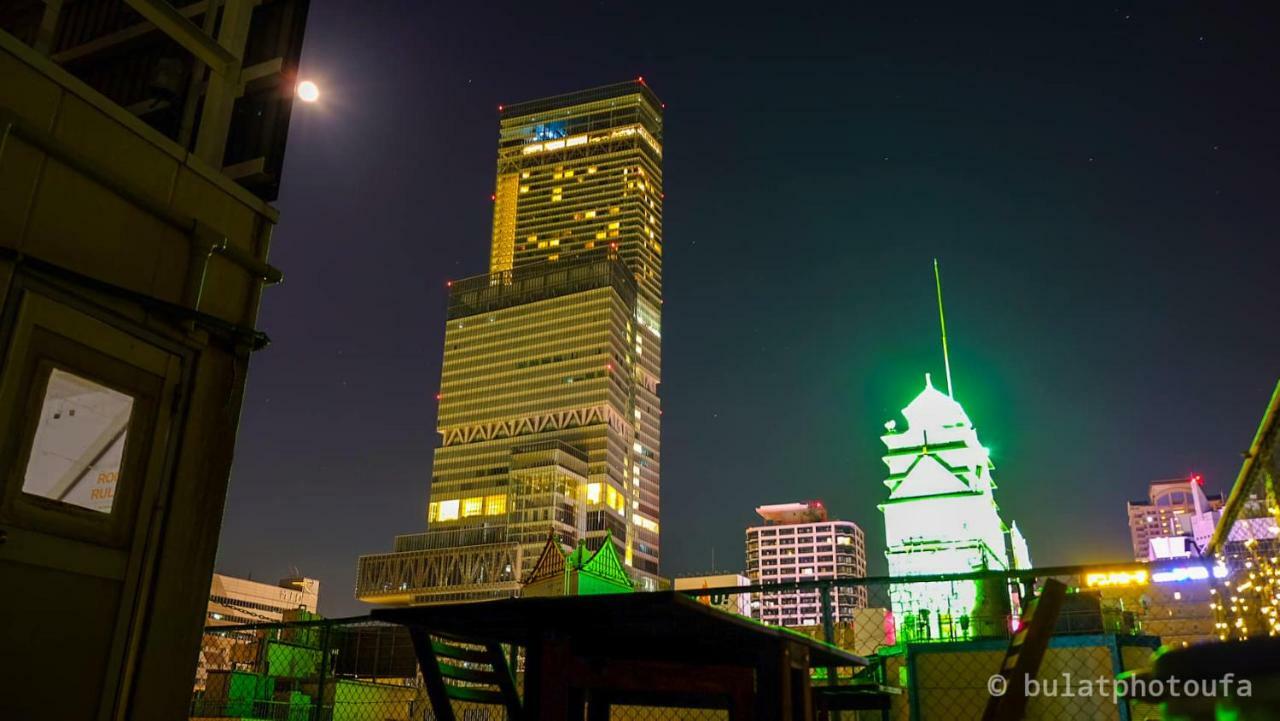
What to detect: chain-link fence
<box><xmin>679</xmin><ymin>567</ymin><xmax>1180</xmax><ymax>721</ymax></box>
<box><xmin>190</xmin><ymin>567</ymin><xmax>1202</xmax><ymax>720</ymax></box>
<box><xmin>191</xmin><ymin>616</ymin><xmax>735</xmax><ymax>721</ymax></box>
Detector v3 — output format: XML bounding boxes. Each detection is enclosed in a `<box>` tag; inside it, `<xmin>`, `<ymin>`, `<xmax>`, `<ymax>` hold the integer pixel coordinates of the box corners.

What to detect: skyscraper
<box><xmin>357</xmin><ymin>81</ymin><xmax>663</xmax><ymax>604</ymax></box>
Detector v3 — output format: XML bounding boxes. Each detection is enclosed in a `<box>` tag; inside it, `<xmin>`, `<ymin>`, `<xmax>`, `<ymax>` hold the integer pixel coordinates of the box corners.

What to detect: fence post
<box><xmin>820</xmin><ymin>581</ymin><xmax>836</xmax><ymax>646</ymax></box>
<box><xmin>820</xmin><ymin>582</ymin><xmax>841</xmax><ymax>719</ymax></box>
<box><xmin>313</xmin><ymin>621</ymin><xmax>332</xmax><ymax>721</ymax></box>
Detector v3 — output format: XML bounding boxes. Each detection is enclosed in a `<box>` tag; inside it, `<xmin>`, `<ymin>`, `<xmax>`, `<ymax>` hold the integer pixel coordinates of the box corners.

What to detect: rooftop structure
<box><xmin>755</xmin><ymin>500</ymin><xmax>829</xmax><ymax>525</ymax></box>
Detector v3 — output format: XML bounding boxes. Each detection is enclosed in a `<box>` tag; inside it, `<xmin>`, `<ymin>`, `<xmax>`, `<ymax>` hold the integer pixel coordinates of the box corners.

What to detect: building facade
<box><xmin>745</xmin><ymin>501</ymin><xmax>867</xmax><ymax>627</ymax></box>
<box><xmin>356</xmin><ymin>81</ymin><xmax>663</xmax><ymax>604</ymax></box>
<box><xmin>1127</xmin><ymin>477</ymin><xmax>1223</xmax><ymax>561</ymax></box>
<box><xmin>207</xmin><ymin>573</ymin><xmax>320</xmax><ymax>626</ymax></box>
<box><xmin>673</xmin><ymin>573</ymin><xmax>753</xmax><ymax>617</ymax></box>
<box><xmin>0</xmin><ymin>6</ymin><xmax>309</xmax><ymax>719</ymax></box>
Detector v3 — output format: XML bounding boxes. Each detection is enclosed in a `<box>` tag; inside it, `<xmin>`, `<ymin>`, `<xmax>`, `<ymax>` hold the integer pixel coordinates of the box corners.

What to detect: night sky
<box><xmin>214</xmin><ymin>1</ymin><xmax>1280</xmax><ymax>617</ymax></box>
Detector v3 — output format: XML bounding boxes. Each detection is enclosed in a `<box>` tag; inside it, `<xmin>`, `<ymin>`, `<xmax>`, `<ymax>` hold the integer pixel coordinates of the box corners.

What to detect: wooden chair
<box><xmin>407</xmin><ymin>629</ymin><xmax>522</xmax><ymax>721</ymax></box>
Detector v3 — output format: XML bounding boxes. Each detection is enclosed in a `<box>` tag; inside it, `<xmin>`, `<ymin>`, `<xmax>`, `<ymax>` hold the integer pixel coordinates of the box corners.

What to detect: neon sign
<box><xmin>1150</xmin><ymin>565</ymin><xmax>1228</xmax><ymax>583</ymax></box>
<box><xmin>1085</xmin><ymin>570</ymin><xmax>1149</xmax><ymax>588</ymax></box>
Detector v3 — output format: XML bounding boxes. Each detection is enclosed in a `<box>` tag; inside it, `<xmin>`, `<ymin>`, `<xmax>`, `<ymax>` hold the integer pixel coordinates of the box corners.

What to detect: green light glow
<box><xmin>880</xmin><ymin>374</ymin><xmax>1031</xmax><ymax>641</ymax></box>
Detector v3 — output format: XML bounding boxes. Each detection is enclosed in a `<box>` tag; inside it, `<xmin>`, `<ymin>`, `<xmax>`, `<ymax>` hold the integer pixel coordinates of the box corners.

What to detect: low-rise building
<box><xmin>207</xmin><ymin>573</ymin><xmax>321</xmax><ymax>626</ymax></box>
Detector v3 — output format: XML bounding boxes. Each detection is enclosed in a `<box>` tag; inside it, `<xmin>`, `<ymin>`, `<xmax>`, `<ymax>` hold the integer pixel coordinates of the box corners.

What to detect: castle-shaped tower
<box><xmin>880</xmin><ymin>373</ymin><xmax>1031</xmax><ymax>641</ymax></box>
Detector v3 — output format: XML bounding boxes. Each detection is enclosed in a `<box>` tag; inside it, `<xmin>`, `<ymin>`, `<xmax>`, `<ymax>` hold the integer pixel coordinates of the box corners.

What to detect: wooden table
<box><xmin>374</xmin><ymin>591</ymin><xmax>867</xmax><ymax>721</ymax></box>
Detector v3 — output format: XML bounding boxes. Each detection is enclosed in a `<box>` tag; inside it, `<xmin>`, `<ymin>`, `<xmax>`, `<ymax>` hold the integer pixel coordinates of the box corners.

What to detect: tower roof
<box><xmin>901</xmin><ymin>373</ymin><xmax>971</xmax><ymax>431</ymax></box>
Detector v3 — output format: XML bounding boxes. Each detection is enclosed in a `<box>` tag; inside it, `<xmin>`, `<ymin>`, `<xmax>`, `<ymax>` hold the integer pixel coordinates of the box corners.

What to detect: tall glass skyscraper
<box><xmin>357</xmin><ymin>80</ymin><xmax>663</xmax><ymax>604</ymax></box>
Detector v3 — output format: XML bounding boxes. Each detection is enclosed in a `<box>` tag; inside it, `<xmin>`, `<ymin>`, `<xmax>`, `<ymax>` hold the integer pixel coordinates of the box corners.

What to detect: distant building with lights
<box><xmin>1127</xmin><ymin>477</ymin><xmax>1223</xmax><ymax>561</ymax></box>
<box><xmin>746</xmin><ymin>501</ymin><xmax>867</xmax><ymax>627</ymax></box>
<box><xmin>206</xmin><ymin>573</ymin><xmax>320</xmax><ymax>626</ymax></box>
<box><xmin>356</xmin><ymin>81</ymin><xmax>665</xmax><ymax>605</ymax></box>
<box><xmin>197</xmin><ymin>573</ymin><xmax>320</xmax><ymax>690</ymax></box>
<box><xmin>880</xmin><ymin>374</ymin><xmax>1032</xmax><ymax>642</ymax></box>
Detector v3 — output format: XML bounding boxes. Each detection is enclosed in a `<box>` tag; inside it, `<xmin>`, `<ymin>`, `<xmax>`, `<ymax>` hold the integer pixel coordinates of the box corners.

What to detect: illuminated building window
<box><xmin>608</xmin><ymin>222</ymin><xmax>620</xmax><ymax>230</ymax></box>
<box><xmin>549</xmin><ymin>239</ymin><xmax>559</xmax><ymax>247</ymax></box>
<box><xmin>610</xmin><ymin>207</ymin><xmax>620</xmax><ymax>214</ymax></box>
<box><xmin>588</xmin><ymin>166</ymin><xmax>597</xmax><ymax>173</ymax></box>
<box><xmin>521</xmin><ymin>171</ymin><xmax>530</xmax><ymax>179</ymax></box>
<box><xmin>485</xmin><ymin>495</ymin><xmax>507</xmax><ymax>515</ymax></box>
<box><xmin>548</xmin><ymin>254</ymin><xmax>559</xmax><ymax>261</ymax></box>
<box><xmin>595</xmin><ymin>232</ymin><xmax>606</xmax><ymax>240</ymax></box>
<box><xmin>564</xmin><ymin>169</ymin><xmax>574</xmax><ymax>178</ymax></box>
<box><xmin>585</xmin><ymin>483</ymin><xmax>602</xmax><ymax>504</ymax></box>
<box><xmin>586</xmin><ymin>241</ymin><xmax>596</xmax><ymax>249</ymax></box>
<box><xmin>519</xmin><ymin>185</ymin><xmax>529</xmax><ymax>193</ymax></box>
<box><xmin>462</xmin><ymin>497</ymin><xmax>484</xmax><ymax>518</ymax></box>
<box><xmin>435</xmin><ymin>499</ymin><xmax>460</xmax><ymax>522</ymax></box>
<box><xmin>585</xmin><ymin>210</ymin><xmax>597</xmax><ymax>218</ymax></box>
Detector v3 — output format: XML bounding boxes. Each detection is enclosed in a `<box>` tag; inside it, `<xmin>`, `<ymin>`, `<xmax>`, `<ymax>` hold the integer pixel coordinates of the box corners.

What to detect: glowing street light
<box><xmin>296</xmin><ymin>80</ymin><xmax>320</xmax><ymax>103</ymax></box>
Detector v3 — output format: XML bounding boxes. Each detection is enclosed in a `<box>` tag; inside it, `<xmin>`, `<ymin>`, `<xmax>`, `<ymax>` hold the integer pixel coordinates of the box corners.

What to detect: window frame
<box><xmin>0</xmin><ymin>292</ymin><xmax>171</xmax><ymax>549</ymax></box>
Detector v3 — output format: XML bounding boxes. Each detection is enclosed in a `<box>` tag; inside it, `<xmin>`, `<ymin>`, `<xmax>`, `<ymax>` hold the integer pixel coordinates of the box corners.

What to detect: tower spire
<box><xmin>933</xmin><ymin>258</ymin><xmax>954</xmax><ymax>398</ymax></box>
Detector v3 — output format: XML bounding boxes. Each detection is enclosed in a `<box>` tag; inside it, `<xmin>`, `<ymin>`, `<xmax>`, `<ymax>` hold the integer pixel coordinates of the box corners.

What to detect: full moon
<box><xmin>296</xmin><ymin>80</ymin><xmax>320</xmax><ymax>103</ymax></box>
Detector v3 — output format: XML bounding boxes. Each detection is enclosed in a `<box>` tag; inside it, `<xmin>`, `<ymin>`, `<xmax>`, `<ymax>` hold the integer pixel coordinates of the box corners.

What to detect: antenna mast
<box><xmin>934</xmin><ymin>258</ymin><xmax>954</xmax><ymax>398</ymax></box>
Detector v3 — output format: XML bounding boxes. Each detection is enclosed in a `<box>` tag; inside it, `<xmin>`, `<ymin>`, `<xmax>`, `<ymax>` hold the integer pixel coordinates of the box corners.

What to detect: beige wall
<box><xmin>0</xmin><ymin>33</ymin><xmax>280</xmax><ymax>721</ymax></box>
<box><xmin>208</xmin><ymin>573</ymin><xmax>320</xmax><ymax>625</ymax></box>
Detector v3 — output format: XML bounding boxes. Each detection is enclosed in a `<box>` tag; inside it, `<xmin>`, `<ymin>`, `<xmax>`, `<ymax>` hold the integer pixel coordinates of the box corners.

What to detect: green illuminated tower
<box><xmin>879</xmin><ymin>374</ymin><xmax>1031</xmax><ymax>641</ymax></box>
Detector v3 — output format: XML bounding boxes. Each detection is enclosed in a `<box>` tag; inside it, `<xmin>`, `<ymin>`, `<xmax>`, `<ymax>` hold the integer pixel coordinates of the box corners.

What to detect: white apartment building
<box><xmin>1127</xmin><ymin>477</ymin><xmax>1223</xmax><ymax>561</ymax></box>
<box><xmin>745</xmin><ymin>501</ymin><xmax>867</xmax><ymax>627</ymax></box>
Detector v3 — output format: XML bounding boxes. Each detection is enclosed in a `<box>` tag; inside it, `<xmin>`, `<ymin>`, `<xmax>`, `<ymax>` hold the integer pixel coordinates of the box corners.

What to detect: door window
<box><xmin>21</xmin><ymin>368</ymin><xmax>135</xmax><ymax>514</ymax></box>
